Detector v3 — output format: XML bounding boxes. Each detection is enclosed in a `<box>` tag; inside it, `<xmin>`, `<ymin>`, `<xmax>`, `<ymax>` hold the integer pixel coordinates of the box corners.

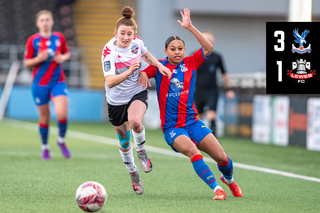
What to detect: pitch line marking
<box><xmin>1</xmin><ymin>118</ymin><xmax>320</xmax><ymax>183</ymax></box>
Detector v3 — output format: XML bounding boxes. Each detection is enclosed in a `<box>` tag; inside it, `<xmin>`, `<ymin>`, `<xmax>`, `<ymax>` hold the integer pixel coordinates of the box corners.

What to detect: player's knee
<box><xmin>188</xmin><ymin>146</ymin><xmax>201</xmax><ymax>158</ymax></box>
<box><xmin>116</xmin><ymin>131</ymin><xmax>131</xmax><ymax>149</ymax></box>
<box><xmin>129</xmin><ymin>119</ymin><xmax>142</xmax><ymax>132</ymax></box>
<box><xmin>216</xmin><ymin>154</ymin><xmax>228</xmax><ymax>164</ymax></box>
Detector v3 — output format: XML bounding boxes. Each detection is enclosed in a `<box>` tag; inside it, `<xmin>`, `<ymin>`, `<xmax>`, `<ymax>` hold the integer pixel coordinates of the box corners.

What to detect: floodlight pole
<box><xmin>288</xmin><ymin>0</ymin><xmax>312</xmax><ymax>22</ymax></box>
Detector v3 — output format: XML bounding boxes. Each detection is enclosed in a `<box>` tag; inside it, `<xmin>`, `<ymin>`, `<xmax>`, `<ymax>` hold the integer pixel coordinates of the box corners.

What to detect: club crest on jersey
<box><xmin>104</xmin><ymin>61</ymin><xmax>111</xmax><ymax>72</ymax></box>
<box><xmin>292</xmin><ymin>29</ymin><xmax>311</xmax><ymax>54</ymax></box>
<box><xmin>180</xmin><ymin>64</ymin><xmax>188</xmax><ymax>72</ymax></box>
<box><xmin>287</xmin><ymin>59</ymin><xmax>316</xmax><ymax>84</ymax></box>
<box><xmin>131</xmin><ymin>44</ymin><xmax>139</xmax><ymax>54</ymax></box>
<box><xmin>170</xmin><ymin>78</ymin><xmax>184</xmax><ymax>91</ymax></box>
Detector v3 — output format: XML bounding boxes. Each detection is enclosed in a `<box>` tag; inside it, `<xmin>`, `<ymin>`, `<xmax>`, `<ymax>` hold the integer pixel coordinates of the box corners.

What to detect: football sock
<box><xmin>217</xmin><ymin>156</ymin><xmax>234</xmax><ymax>184</ymax></box>
<box><xmin>39</xmin><ymin>122</ymin><xmax>49</xmax><ymax>149</ymax></box>
<box><xmin>210</xmin><ymin>120</ymin><xmax>216</xmax><ymax>135</ymax></box>
<box><xmin>191</xmin><ymin>154</ymin><xmax>219</xmax><ymax>190</ymax></box>
<box><xmin>119</xmin><ymin>147</ymin><xmax>137</xmax><ymax>173</ymax></box>
<box><xmin>57</xmin><ymin>118</ymin><xmax>68</xmax><ymax>144</ymax></box>
<box><xmin>132</xmin><ymin>126</ymin><xmax>145</xmax><ymax>152</ymax></box>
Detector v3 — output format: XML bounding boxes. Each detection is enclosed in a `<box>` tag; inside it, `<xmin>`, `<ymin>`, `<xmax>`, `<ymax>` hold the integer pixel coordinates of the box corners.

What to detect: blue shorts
<box><xmin>31</xmin><ymin>82</ymin><xmax>68</xmax><ymax>106</ymax></box>
<box><xmin>163</xmin><ymin>119</ymin><xmax>212</xmax><ymax>152</ymax></box>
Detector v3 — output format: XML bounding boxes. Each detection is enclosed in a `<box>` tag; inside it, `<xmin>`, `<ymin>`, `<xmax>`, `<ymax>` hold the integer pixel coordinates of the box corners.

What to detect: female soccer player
<box><xmin>139</xmin><ymin>8</ymin><xmax>242</xmax><ymax>200</ymax></box>
<box><xmin>101</xmin><ymin>6</ymin><xmax>171</xmax><ymax>195</ymax></box>
<box><xmin>24</xmin><ymin>10</ymin><xmax>71</xmax><ymax>160</ymax></box>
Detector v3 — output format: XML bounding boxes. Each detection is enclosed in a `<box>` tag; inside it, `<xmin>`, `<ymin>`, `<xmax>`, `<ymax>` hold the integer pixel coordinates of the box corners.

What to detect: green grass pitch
<box><xmin>0</xmin><ymin>119</ymin><xmax>320</xmax><ymax>213</ymax></box>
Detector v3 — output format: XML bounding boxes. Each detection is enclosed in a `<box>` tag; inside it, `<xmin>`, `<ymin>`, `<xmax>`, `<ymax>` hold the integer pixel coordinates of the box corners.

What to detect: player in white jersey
<box><xmin>101</xmin><ymin>6</ymin><xmax>171</xmax><ymax>195</ymax></box>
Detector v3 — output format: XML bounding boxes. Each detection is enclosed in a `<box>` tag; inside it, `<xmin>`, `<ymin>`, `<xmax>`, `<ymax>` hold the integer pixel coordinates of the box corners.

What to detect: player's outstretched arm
<box><xmin>142</xmin><ymin>51</ymin><xmax>172</xmax><ymax>79</ymax></box>
<box><xmin>177</xmin><ymin>8</ymin><xmax>213</xmax><ymax>57</ymax></box>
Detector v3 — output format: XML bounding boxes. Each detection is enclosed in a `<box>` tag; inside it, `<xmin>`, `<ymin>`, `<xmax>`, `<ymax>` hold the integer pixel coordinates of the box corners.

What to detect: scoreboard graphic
<box><xmin>266</xmin><ymin>22</ymin><xmax>320</xmax><ymax>94</ymax></box>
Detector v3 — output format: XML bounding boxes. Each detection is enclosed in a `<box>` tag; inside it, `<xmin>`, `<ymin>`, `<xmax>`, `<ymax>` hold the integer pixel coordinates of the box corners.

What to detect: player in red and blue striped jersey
<box><xmin>139</xmin><ymin>9</ymin><xmax>242</xmax><ymax>200</ymax></box>
<box><xmin>24</xmin><ymin>10</ymin><xmax>71</xmax><ymax>160</ymax></box>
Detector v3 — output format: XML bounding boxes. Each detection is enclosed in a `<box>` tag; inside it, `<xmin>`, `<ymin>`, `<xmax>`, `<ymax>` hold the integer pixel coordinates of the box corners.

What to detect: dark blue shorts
<box><xmin>163</xmin><ymin>119</ymin><xmax>212</xmax><ymax>152</ymax></box>
<box><xmin>31</xmin><ymin>81</ymin><xmax>68</xmax><ymax>106</ymax></box>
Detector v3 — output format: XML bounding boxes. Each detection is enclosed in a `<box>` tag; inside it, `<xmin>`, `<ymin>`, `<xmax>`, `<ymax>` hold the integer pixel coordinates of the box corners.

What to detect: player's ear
<box><xmin>164</xmin><ymin>48</ymin><xmax>168</xmax><ymax>55</ymax></box>
<box><xmin>114</xmin><ymin>29</ymin><xmax>117</xmax><ymax>37</ymax></box>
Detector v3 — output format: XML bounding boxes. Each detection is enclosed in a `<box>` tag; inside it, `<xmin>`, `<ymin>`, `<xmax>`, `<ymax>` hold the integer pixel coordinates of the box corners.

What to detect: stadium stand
<box><xmin>73</xmin><ymin>0</ymin><xmax>120</xmax><ymax>89</ymax></box>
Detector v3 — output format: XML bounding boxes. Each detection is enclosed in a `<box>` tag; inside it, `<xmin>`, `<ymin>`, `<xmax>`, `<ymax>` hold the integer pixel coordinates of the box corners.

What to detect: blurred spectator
<box><xmin>193</xmin><ymin>30</ymin><xmax>234</xmax><ymax>136</ymax></box>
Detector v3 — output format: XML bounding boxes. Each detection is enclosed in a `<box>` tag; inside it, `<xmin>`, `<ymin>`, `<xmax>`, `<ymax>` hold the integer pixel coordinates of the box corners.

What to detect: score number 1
<box><xmin>274</xmin><ymin>30</ymin><xmax>285</xmax><ymax>82</ymax></box>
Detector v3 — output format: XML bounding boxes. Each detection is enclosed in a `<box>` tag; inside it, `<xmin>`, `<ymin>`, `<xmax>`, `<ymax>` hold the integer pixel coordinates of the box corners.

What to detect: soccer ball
<box><xmin>75</xmin><ymin>181</ymin><xmax>107</xmax><ymax>212</ymax></box>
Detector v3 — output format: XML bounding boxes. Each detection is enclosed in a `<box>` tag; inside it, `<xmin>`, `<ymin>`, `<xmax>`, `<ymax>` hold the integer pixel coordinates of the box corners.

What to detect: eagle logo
<box><xmin>170</xmin><ymin>78</ymin><xmax>184</xmax><ymax>91</ymax></box>
<box><xmin>292</xmin><ymin>29</ymin><xmax>311</xmax><ymax>54</ymax></box>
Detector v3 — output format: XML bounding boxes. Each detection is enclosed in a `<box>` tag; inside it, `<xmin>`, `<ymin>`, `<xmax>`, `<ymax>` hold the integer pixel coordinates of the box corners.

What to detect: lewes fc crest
<box><xmin>287</xmin><ymin>59</ymin><xmax>316</xmax><ymax>84</ymax></box>
<box><xmin>291</xmin><ymin>29</ymin><xmax>311</xmax><ymax>54</ymax></box>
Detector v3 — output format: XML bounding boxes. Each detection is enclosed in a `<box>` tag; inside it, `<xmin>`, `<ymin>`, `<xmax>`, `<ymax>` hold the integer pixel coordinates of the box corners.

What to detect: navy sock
<box><xmin>217</xmin><ymin>156</ymin><xmax>233</xmax><ymax>180</ymax></box>
<box><xmin>58</xmin><ymin>118</ymin><xmax>68</xmax><ymax>138</ymax></box>
<box><xmin>39</xmin><ymin>122</ymin><xmax>49</xmax><ymax>145</ymax></box>
<box><xmin>191</xmin><ymin>154</ymin><xmax>218</xmax><ymax>190</ymax></box>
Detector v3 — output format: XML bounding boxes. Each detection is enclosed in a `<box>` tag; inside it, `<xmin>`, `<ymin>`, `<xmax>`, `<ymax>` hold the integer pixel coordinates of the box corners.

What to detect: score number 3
<box><xmin>274</xmin><ymin>30</ymin><xmax>285</xmax><ymax>82</ymax></box>
<box><xmin>274</xmin><ymin>30</ymin><xmax>285</xmax><ymax>51</ymax></box>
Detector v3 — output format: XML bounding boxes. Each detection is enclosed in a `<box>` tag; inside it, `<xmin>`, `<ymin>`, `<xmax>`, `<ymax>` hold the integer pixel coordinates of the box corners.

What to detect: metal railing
<box><xmin>0</xmin><ymin>44</ymin><xmax>88</xmax><ymax>88</ymax></box>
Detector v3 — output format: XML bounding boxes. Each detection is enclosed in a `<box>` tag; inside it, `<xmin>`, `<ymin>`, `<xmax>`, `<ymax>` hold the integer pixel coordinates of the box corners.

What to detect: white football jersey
<box><xmin>101</xmin><ymin>36</ymin><xmax>147</xmax><ymax>106</ymax></box>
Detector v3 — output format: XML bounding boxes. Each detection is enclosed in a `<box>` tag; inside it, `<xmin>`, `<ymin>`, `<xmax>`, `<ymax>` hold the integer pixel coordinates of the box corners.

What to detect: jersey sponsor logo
<box><xmin>104</xmin><ymin>61</ymin><xmax>111</xmax><ymax>72</ymax></box>
<box><xmin>117</xmin><ymin>55</ymin><xmax>122</xmax><ymax>58</ymax></box>
<box><xmin>47</xmin><ymin>48</ymin><xmax>55</xmax><ymax>57</ymax></box>
<box><xmin>45</xmin><ymin>41</ymin><xmax>51</xmax><ymax>46</ymax></box>
<box><xmin>170</xmin><ymin>78</ymin><xmax>184</xmax><ymax>91</ymax></box>
<box><xmin>292</xmin><ymin>29</ymin><xmax>311</xmax><ymax>54</ymax></box>
<box><xmin>131</xmin><ymin>44</ymin><xmax>139</xmax><ymax>54</ymax></box>
<box><xmin>167</xmin><ymin>89</ymin><xmax>189</xmax><ymax>98</ymax></box>
<box><xmin>103</xmin><ymin>46</ymin><xmax>111</xmax><ymax>60</ymax></box>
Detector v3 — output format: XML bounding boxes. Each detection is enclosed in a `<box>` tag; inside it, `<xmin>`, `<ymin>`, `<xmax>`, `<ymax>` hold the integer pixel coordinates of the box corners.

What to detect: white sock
<box><xmin>119</xmin><ymin>147</ymin><xmax>137</xmax><ymax>173</ymax></box>
<box><xmin>57</xmin><ymin>136</ymin><xmax>64</xmax><ymax>144</ymax></box>
<box><xmin>41</xmin><ymin>144</ymin><xmax>50</xmax><ymax>151</ymax></box>
<box><xmin>132</xmin><ymin>126</ymin><xmax>145</xmax><ymax>152</ymax></box>
<box><xmin>224</xmin><ymin>176</ymin><xmax>234</xmax><ymax>185</ymax></box>
<box><xmin>213</xmin><ymin>186</ymin><xmax>223</xmax><ymax>192</ymax></box>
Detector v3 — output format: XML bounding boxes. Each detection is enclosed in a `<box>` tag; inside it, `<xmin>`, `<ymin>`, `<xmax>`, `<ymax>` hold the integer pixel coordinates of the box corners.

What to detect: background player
<box><xmin>139</xmin><ymin>8</ymin><xmax>242</xmax><ymax>200</ymax></box>
<box><xmin>101</xmin><ymin>6</ymin><xmax>171</xmax><ymax>195</ymax></box>
<box><xmin>193</xmin><ymin>30</ymin><xmax>235</xmax><ymax>136</ymax></box>
<box><xmin>24</xmin><ymin>10</ymin><xmax>71</xmax><ymax>160</ymax></box>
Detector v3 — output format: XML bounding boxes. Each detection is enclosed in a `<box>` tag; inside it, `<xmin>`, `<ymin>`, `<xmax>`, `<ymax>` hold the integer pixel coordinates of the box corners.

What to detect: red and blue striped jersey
<box><xmin>24</xmin><ymin>32</ymin><xmax>69</xmax><ymax>86</ymax></box>
<box><xmin>141</xmin><ymin>48</ymin><xmax>208</xmax><ymax>132</ymax></box>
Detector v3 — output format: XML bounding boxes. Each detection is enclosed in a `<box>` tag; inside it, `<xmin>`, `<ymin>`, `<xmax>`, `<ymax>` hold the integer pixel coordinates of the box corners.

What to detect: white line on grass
<box><xmin>1</xmin><ymin>118</ymin><xmax>320</xmax><ymax>183</ymax></box>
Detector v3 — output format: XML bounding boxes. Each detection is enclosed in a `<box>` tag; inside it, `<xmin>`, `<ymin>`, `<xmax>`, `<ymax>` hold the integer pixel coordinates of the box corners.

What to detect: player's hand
<box><xmin>37</xmin><ymin>50</ymin><xmax>48</xmax><ymax>62</ymax></box>
<box><xmin>226</xmin><ymin>90</ymin><xmax>235</xmax><ymax>99</ymax></box>
<box><xmin>177</xmin><ymin>8</ymin><xmax>192</xmax><ymax>29</ymax></box>
<box><xmin>138</xmin><ymin>72</ymin><xmax>151</xmax><ymax>89</ymax></box>
<box><xmin>158</xmin><ymin>64</ymin><xmax>172</xmax><ymax>79</ymax></box>
<box><xmin>53</xmin><ymin>54</ymin><xmax>65</xmax><ymax>64</ymax></box>
<box><xmin>129</xmin><ymin>60</ymin><xmax>141</xmax><ymax>74</ymax></box>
